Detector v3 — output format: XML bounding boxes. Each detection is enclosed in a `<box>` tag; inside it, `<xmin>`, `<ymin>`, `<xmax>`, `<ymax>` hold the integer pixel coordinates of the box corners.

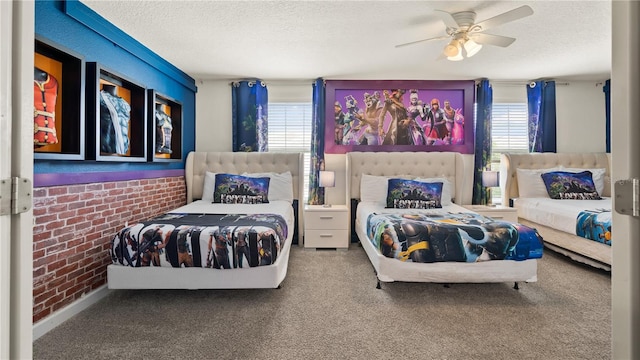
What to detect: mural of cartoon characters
<box><xmin>354</xmin><ymin>91</ymin><xmax>383</xmax><ymax>145</ymax></box>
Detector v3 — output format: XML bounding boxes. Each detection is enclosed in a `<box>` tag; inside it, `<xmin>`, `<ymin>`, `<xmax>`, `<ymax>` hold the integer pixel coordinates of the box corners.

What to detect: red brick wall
<box><xmin>32</xmin><ymin>176</ymin><xmax>186</xmax><ymax>323</ymax></box>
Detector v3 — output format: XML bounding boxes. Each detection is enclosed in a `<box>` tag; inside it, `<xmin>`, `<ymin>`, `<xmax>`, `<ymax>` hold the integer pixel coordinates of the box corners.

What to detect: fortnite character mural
<box><xmin>443</xmin><ymin>100</ymin><xmax>456</xmax><ymax>145</ymax></box>
<box><xmin>99</xmin><ymin>84</ymin><xmax>131</xmax><ymax>155</ymax></box>
<box><xmin>342</xmin><ymin>95</ymin><xmax>361</xmax><ymax>145</ymax></box>
<box><xmin>353</xmin><ymin>91</ymin><xmax>383</xmax><ymax>145</ymax></box>
<box><xmin>155</xmin><ymin>103</ymin><xmax>173</xmax><ymax>154</ymax></box>
<box><xmin>424</xmin><ymin>98</ymin><xmax>448</xmax><ymax>145</ymax></box>
<box><xmin>334</xmin><ymin>101</ymin><xmax>345</xmax><ymax>144</ymax></box>
<box><xmin>405</xmin><ymin>89</ymin><xmax>428</xmax><ymax>145</ymax></box>
<box><xmin>34</xmin><ymin>67</ymin><xmax>59</xmax><ymax>147</ymax></box>
<box><xmin>378</xmin><ymin>89</ymin><xmax>408</xmax><ymax>145</ymax></box>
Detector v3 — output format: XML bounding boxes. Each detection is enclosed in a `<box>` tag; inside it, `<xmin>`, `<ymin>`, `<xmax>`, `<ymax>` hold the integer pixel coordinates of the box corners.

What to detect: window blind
<box><xmin>267</xmin><ymin>102</ymin><xmax>313</xmax><ymax>201</ymax></box>
<box><xmin>490</xmin><ymin>102</ymin><xmax>528</xmax><ymax>203</ymax></box>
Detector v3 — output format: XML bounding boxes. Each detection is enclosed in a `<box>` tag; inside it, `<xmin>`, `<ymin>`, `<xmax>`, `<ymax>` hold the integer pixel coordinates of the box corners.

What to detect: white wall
<box><xmin>194</xmin><ymin>79</ymin><xmax>608</xmax><ymax>205</ymax></box>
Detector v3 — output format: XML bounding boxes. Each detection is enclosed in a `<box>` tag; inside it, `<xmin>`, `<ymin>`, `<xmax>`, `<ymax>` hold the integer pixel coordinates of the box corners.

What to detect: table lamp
<box><xmin>318</xmin><ymin>170</ymin><xmax>335</xmax><ymax>207</ymax></box>
<box><xmin>481</xmin><ymin>170</ymin><xmax>500</xmax><ymax>206</ymax></box>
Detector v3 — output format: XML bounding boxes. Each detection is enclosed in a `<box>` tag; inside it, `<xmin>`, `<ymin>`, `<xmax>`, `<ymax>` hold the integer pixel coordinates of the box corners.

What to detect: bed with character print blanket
<box><xmin>366</xmin><ymin>212</ymin><xmax>543</xmax><ymax>263</ymax></box>
<box><xmin>110</xmin><ymin>213</ymin><xmax>287</xmax><ymax>269</ymax></box>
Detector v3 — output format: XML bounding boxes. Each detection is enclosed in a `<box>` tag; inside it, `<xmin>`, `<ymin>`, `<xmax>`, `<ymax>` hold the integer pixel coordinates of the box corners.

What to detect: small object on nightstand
<box><xmin>318</xmin><ymin>170</ymin><xmax>335</xmax><ymax>208</ymax></box>
<box><xmin>304</xmin><ymin>204</ymin><xmax>349</xmax><ymax>249</ymax></box>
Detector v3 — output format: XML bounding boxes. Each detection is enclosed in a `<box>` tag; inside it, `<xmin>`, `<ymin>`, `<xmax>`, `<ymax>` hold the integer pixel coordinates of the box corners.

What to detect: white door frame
<box><xmin>612</xmin><ymin>2</ymin><xmax>640</xmax><ymax>359</ymax></box>
<box><xmin>0</xmin><ymin>1</ymin><xmax>34</xmax><ymax>358</ymax></box>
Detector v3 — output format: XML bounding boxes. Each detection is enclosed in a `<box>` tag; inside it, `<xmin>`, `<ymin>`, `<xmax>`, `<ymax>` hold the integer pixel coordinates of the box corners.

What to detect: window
<box><xmin>267</xmin><ymin>102</ymin><xmax>313</xmax><ymax>201</ymax></box>
<box><xmin>490</xmin><ymin>102</ymin><xmax>528</xmax><ymax>203</ymax></box>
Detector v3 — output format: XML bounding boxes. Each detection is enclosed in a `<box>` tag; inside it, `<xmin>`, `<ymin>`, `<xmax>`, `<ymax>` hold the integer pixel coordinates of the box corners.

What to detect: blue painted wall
<box><xmin>34</xmin><ymin>0</ymin><xmax>196</xmax><ymax>177</ymax></box>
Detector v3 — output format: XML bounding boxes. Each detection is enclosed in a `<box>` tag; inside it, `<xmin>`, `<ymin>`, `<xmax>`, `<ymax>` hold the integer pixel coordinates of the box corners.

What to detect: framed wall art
<box><xmin>34</xmin><ymin>36</ymin><xmax>86</xmax><ymax>160</ymax></box>
<box><xmin>85</xmin><ymin>62</ymin><xmax>147</xmax><ymax>162</ymax></box>
<box><xmin>325</xmin><ymin>80</ymin><xmax>475</xmax><ymax>154</ymax></box>
<box><xmin>148</xmin><ymin>90</ymin><xmax>183</xmax><ymax>162</ymax></box>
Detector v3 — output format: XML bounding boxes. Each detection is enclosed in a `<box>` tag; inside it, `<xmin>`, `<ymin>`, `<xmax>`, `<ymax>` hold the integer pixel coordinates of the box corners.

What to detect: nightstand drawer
<box><xmin>305</xmin><ymin>212</ymin><xmax>348</xmax><ymax>230</ymax></box>
<box><xmin>484</xmin><ymin>211</ymin><xmax>518</xmax><ymax>223</ymax></box>
<box><xmin>304</xmin><ymin>229</ymin><xmax>349</xmax><ymax>248</ymax></box>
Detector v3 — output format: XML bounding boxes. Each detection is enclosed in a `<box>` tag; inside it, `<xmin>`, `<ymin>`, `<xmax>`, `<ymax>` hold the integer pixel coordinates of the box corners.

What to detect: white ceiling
<box><xmin>81</xmin><ymin>0</ymin><xmax>612</xmax><ymax>82</ymax></box>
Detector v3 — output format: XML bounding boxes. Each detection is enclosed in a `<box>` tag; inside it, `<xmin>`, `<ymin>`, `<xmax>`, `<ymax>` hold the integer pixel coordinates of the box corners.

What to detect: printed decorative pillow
<box><xmin>385</xmin><ymin>178</ymin><xmax>443</xmax><ymax>209</ymax></box>
<box><xmin>541</xmin><ymin>171</ymin><xmax>602</xmax><ymax>200</ymax></box>
<box><xmin>213</xmin><ymin>174</ymin><xmax>270</xmax><ymax>204</ymax></box>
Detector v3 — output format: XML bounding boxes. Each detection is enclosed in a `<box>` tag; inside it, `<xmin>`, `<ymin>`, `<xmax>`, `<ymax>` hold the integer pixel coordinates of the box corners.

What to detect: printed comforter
<box><xmin>576</xmin><ymin>209</ymin><xmax>612</xmax><ymax>246</ymax></box>
<box><xmin>366</xmin><ymin>212</ymin><xmax>543</xmax><ymax>263</ymax></box>
<box><xmin>110</xmin><ymin>213</ymin><xmax>287</xmax><ymax>269</ymax></box>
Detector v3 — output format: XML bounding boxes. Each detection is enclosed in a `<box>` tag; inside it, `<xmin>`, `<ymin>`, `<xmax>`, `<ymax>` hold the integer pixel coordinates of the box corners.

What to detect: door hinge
<box><xmin>615</xmin><ymin>179</ymin><xmax>640</xmax><ymax>217</ymax></box>
<box><xmin>0</xmin><ymin>177</ymin><xmax>32</xmax><ymax>215</ymax></box>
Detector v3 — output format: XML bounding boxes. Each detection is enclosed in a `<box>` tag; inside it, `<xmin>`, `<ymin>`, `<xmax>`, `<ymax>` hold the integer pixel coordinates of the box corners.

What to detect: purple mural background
<box><xmin>325</xmin><ymin>80</ymin><xmax>475</xmax><ymax>154</ymax></box>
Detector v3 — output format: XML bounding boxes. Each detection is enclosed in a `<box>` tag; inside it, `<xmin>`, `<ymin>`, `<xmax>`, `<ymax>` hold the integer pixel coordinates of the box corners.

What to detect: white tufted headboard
<box><xmin>346</xmin><ymin>151</ymin><xmax>473</xmax><ymax>205</ymax></box>
<box><xmin>500</xmin><ymin>152</ymin><xmax>611</xmax><ymax>205</ymax></box>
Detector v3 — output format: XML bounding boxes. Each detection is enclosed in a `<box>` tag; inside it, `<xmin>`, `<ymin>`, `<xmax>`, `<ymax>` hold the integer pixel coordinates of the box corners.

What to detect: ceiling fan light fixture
<box><xmin>443</xmin><ymin>39</ymin><xmax>461</xmax><ymax>57</ymax></box>
<box><xmin>447</xmin><ymin>52</ymin><xmax>464</xmax><ymax>61</ymax></box>
<box><xmin>464</xmin><ymin>39</ymin><xmax>483</xmax><ymax>57</ymax></box>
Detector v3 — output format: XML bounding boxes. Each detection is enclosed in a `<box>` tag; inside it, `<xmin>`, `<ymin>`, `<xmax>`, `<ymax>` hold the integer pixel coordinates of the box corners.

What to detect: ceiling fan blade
<box><xmin>433</xmin><ymin>9</ymin><xmax>459</xmax><ymax>29</ymax></box>
<box><xmin>472</xmin><ymin>5</ymin><xmax>533</xmax><ymax>32</ymax></box>
<box><xmin>395</xmin><ymin>35</ymin><xmax>451</xmax><ymax>48</ymax></box>
<box><xmin>470</xmin><ymin>33</ymin><xmax>516</xmax><ymax>47</ymax></box>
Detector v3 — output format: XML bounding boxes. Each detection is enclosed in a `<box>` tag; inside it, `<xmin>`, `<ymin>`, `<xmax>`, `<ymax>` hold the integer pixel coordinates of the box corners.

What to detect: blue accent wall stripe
<box><xmin>34</xmin><ymin>169</ymin><xmax>185</xmax><ymax>187</ymax></box>
<box><xmin>64</xmin><ymin>0</ymin><xmax>197</xmax><ymax>92</ymax></box>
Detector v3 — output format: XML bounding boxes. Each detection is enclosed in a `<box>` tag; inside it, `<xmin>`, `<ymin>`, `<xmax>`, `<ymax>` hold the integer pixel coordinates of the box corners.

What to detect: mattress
<box><xmin>514</xmin><ymin>197</ymin><xmax>611</xmax><ymax>236</ymax></box>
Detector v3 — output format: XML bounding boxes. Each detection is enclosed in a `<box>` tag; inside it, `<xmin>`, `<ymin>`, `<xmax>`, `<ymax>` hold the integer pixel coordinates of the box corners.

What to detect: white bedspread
<box><xmin>514</xmin><ymin>197</ymin><xmax>612</xmax><ymax>235</ymax></box>
<box><xmin>170</xmin><ymin>200</ymin><xmax>295</xmax><ymax>228</ymax></box>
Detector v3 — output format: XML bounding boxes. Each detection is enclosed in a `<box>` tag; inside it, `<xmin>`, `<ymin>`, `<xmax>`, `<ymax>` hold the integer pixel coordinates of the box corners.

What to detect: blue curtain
<box><xmin>308</xmin><ymin>79</ymin><xmax>326</xmax><ymax>205</ymax></box>
<box><xmin>527</xmin><ymin>81</ymin><xmax>556</xmax><ymax>153</ymax></box>
<box><xmin>603</xmin><ymin>79</ymin><xmax>611</xmax><ymax>153</ymax></box>
<box><xmin>472</xmin><ymin>79</ymin><xmax>492</xmax><ymax>205</ymax></box>
<box><xmin>231</xmin><ymin>80</ymin><xmax>268</xmax><ymax>152</ymax></box>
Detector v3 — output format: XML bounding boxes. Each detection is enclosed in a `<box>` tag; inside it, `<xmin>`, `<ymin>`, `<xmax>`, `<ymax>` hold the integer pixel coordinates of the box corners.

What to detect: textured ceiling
<box><xmin>81</xmin><ymin>0</ymin><xmax>612</xmax><ymax>82</ymax></box>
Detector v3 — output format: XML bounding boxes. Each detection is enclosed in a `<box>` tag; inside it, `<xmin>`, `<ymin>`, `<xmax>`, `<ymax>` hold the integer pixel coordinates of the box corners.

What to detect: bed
<box><xmin>346</xmin><ymin>151</ymin><xmax>543</xmax><ymax>288</ymax></box>
<box><xmin>500</xmin><ymin>152</ymin><xmax>612</xmax><ymax>271</ymax></box>
<box><xmin>107</xmin><ymin>151</ymin><xmax>304</xmax><ymax>289</ymax></box>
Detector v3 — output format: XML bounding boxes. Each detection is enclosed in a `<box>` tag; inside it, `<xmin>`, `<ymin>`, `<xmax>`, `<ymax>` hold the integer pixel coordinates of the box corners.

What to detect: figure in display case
<box><xmin>33</xmin><ymin>67</ymin><xmax>59</xmax><ymax>146</ymax></box>
<box><xmin>99</xmin><ymin>84</ymin><xmax>131</xmax><ymax>155</ymax></box>
<box><xmin>155</xmin><ymin>103</ymin><xmax>173</xmax><ymax>154</ymax></box>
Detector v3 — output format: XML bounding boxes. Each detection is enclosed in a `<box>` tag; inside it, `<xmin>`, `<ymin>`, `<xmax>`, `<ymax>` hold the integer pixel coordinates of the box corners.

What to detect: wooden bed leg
<box><xmin>376</xmin><ymin>279</ymin><xmax>381</xmax><ymax>289</ymax></box>
<box><xmin>513</xmin><ymin>282</ymin><xmax>519</xmax><ymax>290</ymax></box>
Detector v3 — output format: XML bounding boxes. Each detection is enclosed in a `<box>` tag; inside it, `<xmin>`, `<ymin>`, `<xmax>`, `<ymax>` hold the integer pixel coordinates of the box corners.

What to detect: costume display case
<box><xmin>148</xmin><ymin>90</ymin><xmax>183</xmax><ymax>162</ymax></box>
<box><xmin>86</xmin><ymin>62</ymin><xmax>147</xmax><ymax>162</ymax></box>
<box><xmin>34</xmin><ymin>36</ymin><xmax>85</xmax><ymax>160</ymax></box>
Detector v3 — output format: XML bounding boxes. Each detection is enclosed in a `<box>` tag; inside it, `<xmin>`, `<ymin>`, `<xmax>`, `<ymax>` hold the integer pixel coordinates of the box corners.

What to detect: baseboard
<box><xmin>33</xmin><ymin>284</ymin><xmax>111</xmax><ymax>341</ymax></box>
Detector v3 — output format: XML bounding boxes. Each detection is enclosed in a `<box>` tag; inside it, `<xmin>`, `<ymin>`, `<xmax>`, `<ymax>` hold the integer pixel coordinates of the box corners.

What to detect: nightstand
<box><xmin>462</xmin><ymin>204</ymin><xmax>519</xmax><ymax>223</ymax></box>
<box><xmin>304</xmin><ymin>204</ymin><xmax>349</xmax><ymax>249</ymax></box>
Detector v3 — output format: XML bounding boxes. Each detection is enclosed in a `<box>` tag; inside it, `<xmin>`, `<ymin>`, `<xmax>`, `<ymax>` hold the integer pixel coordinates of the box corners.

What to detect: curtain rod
<box><xmin>489</xmin><ymin>80</ymin><xmax>570</xmax><ymax>86</ymax></box>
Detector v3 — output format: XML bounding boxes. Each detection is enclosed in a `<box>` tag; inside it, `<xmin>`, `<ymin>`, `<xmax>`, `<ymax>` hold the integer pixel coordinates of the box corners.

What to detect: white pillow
<box><xmin>516</xmin><ymin>167</ymin><xmax>560</xmax><ymax>198</ymax></box>
<box><xmin>202</xmin><ymin>171</ymin><xmax>217</xmax><ymax>201</ymax></box>
<box><xmin>242</xmin><ymin>171</ymin><xmax>294</xmax><ymax>203</ymax></box>
<box><xmin>359</xmin><ymin>174</ymin><xmax>417</xmax><ymax>205</ymax></box>
<box><xmin>360</xmin><ymin>174</ymin><xmax>390</xmax><ymax>205</ymax></box>
<box><xmin>414</xmin><ymin>177</ymin><xmax>453</xmax><ymax>206</ymax></box>
<box><xmin>558</xmin><ymin>167</ymin><xmax>606</xmax><ymax>196</ymax></box>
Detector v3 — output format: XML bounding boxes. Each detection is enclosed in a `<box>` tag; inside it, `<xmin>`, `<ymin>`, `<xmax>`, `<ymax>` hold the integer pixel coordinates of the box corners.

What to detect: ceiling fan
<box><xmin>396</xmin><ymin>5</ymin><xmax>534</xmax><ymax>61</ymax></box>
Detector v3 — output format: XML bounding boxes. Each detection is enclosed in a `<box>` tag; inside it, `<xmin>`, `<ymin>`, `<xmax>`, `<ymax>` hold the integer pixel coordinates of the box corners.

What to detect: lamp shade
<box><xmin>482</xmin><ymin>171</ymin><xmax>500</xmax><ymax>188</ymax></box>
<box><xmin>319</xmin><ymin>170</ymin><xmax>336</xmax><ymax>188</ymax></box>
<box><xmin>443</xmin><ymin>39</ymin><xmax>461</xmax><ymax>57</ymax></box>
<box><xmin>463</xmin><ymin>39</ymin><xmax>483</xmax><ymax>58</ymax></box>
